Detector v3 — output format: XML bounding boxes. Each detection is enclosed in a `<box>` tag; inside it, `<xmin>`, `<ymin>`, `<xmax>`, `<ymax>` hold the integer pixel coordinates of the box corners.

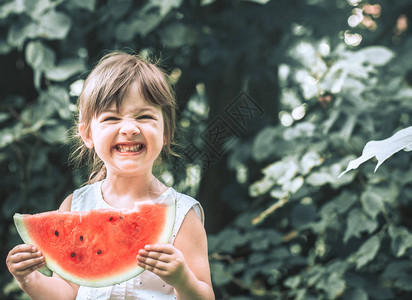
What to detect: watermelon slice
<box><xmin>13</xmin><ymin>198</ymin><xmax>176</xmax><ymax>287</ymax></box>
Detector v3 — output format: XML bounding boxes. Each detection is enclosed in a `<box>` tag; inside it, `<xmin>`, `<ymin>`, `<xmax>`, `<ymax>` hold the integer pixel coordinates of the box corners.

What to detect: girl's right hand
<box><xmin>6</xmin><ymin>244</ymin><xmax>46</xmax><ymax>284</ymax></box>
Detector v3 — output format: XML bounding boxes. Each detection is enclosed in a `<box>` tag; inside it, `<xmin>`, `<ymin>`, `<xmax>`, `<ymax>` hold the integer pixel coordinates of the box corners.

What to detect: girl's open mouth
<box><xmin>114</xmin><ymin>143</ymin><xmax>144</xmax><ymax>153</ymax></box>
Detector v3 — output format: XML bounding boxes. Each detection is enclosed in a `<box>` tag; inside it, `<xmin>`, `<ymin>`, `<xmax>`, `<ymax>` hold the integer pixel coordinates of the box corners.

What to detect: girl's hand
<box><xmin>6</xmin><ymin>244</ymin><xmax>46</xmax><ymax>284</ymax></box>
<box><xmin>137</xmin><ymin>244</ymin><xmax>190</xmax><ymax>288</ymax></box>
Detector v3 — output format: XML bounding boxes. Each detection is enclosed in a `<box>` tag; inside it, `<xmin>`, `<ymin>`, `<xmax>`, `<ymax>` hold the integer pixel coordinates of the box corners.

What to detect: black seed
<box><xmin>71</xmin><ymin>252</ymin><xmax>76</xmax><ymax>257</ymax></box>
<box><xmin>80</xmin><ymin>236</ymin><xmax>83</xmax><ymax>241</ymax></box>
<box><xmin>97</xmin><ymin>250</ymin><xmax>102</xmax><ymax>255</ymax></box>
<box><xmin>54</xmin><ymin>231</ymin><xmax>59</xmax><ymax>236</ymax></box>
<box><xmin>109</xmin><ymin>217</ymin><xmax>113</xmax><ymax>221</ymax></box>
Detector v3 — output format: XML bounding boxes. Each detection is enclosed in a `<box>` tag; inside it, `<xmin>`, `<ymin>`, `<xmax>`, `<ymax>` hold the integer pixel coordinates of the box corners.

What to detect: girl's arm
<box><xmin>138</xmin><ymin>209</ymin><xmax>215</xmax><ymax>300</ymax></box>
<box><xmin>6</xmin><ymin>194</ymin><xmax>79</xmax><ymax>300</ymax></box>
<box><xmin>16</xmin><ymin>268</ymin><xmax>79</xmax><ymax>300</ymax></box>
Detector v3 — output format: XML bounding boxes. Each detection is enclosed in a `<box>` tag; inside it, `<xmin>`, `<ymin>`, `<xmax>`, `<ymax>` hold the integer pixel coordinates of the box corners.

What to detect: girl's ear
<box><xmin>79</xmin><ymin>123</ymin><xmax>94</xmax><ymax>149</ymax></box>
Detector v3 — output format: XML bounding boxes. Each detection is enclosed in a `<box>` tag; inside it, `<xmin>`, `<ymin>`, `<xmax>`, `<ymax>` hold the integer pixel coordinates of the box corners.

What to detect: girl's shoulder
<box><xmin>71</xmin><ymin>181</ymin><xmax>103</xmax><ymax>212</ymax></box>
<box><xmin>168</xmin><ymin>188</ymin><xmax>204</xmax><ymax>225</ymax></box>
<box><xmin>167</xmin><ymin>188</ymin><xmax>205</xmax><ymax>244</ymax></box>
<box><xmin>59</xmin><ymin>194</ymin><xmax>73</xmax><ymax>212</ymax></box>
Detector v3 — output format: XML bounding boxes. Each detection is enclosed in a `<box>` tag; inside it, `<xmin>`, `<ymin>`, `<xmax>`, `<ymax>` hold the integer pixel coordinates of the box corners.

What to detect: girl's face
<box><xmin>80</xmin><ymin>82</ymin><xmax>165</xmax><ymax>177</ymax></box>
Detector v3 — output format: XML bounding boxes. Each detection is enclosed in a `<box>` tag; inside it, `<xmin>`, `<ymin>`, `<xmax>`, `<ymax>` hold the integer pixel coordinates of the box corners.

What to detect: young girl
<box><xmin>6</xmin><ymin>51</ymin><xmax>215</xmax><ymax>300</ymax></box>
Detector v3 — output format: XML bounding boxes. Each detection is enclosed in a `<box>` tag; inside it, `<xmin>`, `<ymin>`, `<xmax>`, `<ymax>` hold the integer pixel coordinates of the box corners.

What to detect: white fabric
<box><xmin>71</xmin><ymin>180</ymin><xmax>204</xmax><ymax>300</ymax></box>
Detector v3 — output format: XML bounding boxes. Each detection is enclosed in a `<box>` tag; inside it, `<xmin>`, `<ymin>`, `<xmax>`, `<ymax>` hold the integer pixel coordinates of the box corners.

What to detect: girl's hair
<box><xmin>70</xmin><ymin>50</ymin><xmax>177</xmax><ymax>183</ymax></box>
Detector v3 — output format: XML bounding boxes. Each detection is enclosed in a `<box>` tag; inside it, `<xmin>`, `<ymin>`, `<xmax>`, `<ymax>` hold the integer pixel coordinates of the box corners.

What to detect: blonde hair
<box><xmin>70</xmin><ymin>51</ymin><xmax>177</xmax><ymax>183</ymax></box>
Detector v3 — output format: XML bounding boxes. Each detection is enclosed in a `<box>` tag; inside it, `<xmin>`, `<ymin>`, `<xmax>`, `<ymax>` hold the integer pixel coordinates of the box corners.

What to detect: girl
<box><xmin>6</xmin><ymin>51</ymin><xmax>215</xmax><ymax>300</ymax></box>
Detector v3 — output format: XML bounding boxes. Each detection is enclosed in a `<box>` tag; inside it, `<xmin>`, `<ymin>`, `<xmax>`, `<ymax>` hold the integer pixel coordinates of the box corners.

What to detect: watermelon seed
<box><xmin>71</xmin><ymin>252</ymin><xmax>76</xmax><ymax>257</ymax></box>
<box><xmin>80</xmin><ymin>236</ymin><xmax>84</xmax><ymax>241</ymax></box>
<box><xmin>97</xmin><ymin>250</ymin><xmax>102</xmax><ymax>255</ymax></box>
<box><xmin>54</xmin><ymin>231</ymin><xmax>59</xmax><ymax>236</ymax></box>
<box><xmin>109</xmin><ymin>217</ymin><xmax>113</xmax><ymax>221</ymax></box>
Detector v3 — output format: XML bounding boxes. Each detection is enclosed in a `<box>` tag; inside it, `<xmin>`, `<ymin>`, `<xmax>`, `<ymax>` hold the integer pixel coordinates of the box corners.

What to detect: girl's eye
<box><xmin>103</xmin><ymin>116</ymin><xmax>119</xmax><ymax>121</ymax></box>
<box><xmin>138</xmin><ymin>115</ymin><xmax>154</xmax><ymax>120</ymax></box>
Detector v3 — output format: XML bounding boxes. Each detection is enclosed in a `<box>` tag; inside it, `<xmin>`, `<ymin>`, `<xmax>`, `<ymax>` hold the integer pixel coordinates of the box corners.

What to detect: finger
<box><xmin>137</xmin><ymin>259</ymin><xmax>168</xmax><ymax>272</ymax></box>
<box><xmin>137</xmin><ymin>262</ymin><xmax>170</xmax><ymax>279</ymax></box>
<box><xmin>10</xmin><ymin>251</ymin><xmax>42</xmax><ymax>263</ymax></box>
<box><xmin>144</xmin><ymin>244</ymin><xmax>174</xmax><ymax>254</ymax></box>
<box><xmin>9</xmin><ymin>244</ymin><xmax>37</xmax><ymax>256</ymax></box>
<box><xmin>13</xmin><ymin>256</ymin><xmax>45</xmax><ymax>272</ymax></box>
<box><xmin>138</xmin><ymin>249</ymin><xmax>172</xmax><ymax>263</ymax></box>
<box><xmin>15</xmin><ymin>260</ymin><xmax>46</xmax><ymax>279</ymax></box>
<box><xmin>137</xmin><ymin>255</ymin><xmax>169</xmax><ymax>271</ymax></box>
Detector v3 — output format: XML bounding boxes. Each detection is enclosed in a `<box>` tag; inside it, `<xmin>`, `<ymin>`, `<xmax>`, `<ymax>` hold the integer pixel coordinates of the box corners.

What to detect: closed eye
<box><xmin>138</xmin><ymin>115</ymin><xmax>155</xmax><ymax>120</ymax></box>
<box><xmin>102</xmin><ymin>116</ymin><xmax>120</xmax><ymax>122</ymax></box>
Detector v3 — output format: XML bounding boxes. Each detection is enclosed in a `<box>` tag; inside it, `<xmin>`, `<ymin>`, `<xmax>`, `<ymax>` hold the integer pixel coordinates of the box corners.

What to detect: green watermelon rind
<box><xmin>13</xmin><ymin>197</ymin><xmax>176</xmax><ymax>288</ymax></box>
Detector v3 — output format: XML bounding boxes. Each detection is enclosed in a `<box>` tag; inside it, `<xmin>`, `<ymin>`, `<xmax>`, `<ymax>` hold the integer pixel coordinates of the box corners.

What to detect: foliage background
<box><xmin>1</xmin><ymin>0</ymin><xmax>412</xmax><ymax>299</ymax></box>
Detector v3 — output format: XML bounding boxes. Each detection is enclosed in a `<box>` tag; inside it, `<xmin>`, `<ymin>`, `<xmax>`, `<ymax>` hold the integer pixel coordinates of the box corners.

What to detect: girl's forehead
<box><xmin>98</xmin><ymin>98</ymin><xmax>161</xmax><ymax>115</ymax></box>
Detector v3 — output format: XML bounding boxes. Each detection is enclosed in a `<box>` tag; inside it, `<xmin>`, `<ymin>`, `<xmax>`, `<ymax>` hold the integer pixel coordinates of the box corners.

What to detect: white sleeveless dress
<box><xmin>71</xmin><ymin>180</ymin><xmax>204</xmax><ymax>300</ymax></box>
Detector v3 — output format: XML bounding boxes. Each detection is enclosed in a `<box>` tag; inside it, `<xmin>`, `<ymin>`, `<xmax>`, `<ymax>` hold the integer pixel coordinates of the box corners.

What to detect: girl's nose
<box><xmin>119</xmin><ymin>120</ymin><xmax>140</xmax><ymax>136</ymax></box>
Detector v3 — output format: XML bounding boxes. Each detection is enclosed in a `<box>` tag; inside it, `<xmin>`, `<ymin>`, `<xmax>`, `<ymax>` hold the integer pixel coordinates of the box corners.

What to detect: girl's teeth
<box><xmin>116</xmin><ymin>144</ymin><xmax>143</xmax><ymax>152</ymax></box>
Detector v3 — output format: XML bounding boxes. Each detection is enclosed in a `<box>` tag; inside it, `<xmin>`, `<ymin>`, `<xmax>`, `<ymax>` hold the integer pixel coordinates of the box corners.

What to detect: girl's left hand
<box><xmin>137</xmin><ymin>244</ymin><xmax>189</xmax><ymax>287</ymax></box>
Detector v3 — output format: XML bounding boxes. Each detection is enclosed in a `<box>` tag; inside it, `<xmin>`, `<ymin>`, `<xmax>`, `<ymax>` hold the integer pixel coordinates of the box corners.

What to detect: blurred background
<box><xmin>1</xmin><ymin>0</ymin><xmax>412</xmax><ymax>299</ymax></box>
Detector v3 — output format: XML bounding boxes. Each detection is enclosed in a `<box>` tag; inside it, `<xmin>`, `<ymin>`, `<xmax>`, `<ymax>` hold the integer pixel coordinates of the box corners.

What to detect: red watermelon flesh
<box><xmin>13</xmin><ymin>198</ymin><xmax>176</xmax><ymax>287</ymax></box>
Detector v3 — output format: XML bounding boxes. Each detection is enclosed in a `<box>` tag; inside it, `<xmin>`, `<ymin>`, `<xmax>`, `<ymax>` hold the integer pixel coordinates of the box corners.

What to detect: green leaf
<box><xmin>66</xmin><ymin>0</ymin><xmax>96</xmax><ymax>11</ymax></box>
<box><xmin>116</xmin><ymin>0</ymin><xmax>183</xmax><ymax>40</ymax></box>
<box><xmin>0</xmin><ymin>112</ymin><xmax>10</xmax><ymax>124</ymax></box>
<box><xmin>283</xmin><ymin>122</ymin><xmax>316</xmax><ymax>140</ymax></box>
<box><xmin>40</xmin><ymin>124</ymin><xmax>68</xmax><ymax>144</ymax></box>
<box><xmin>0</xmin><ymin>37</ymin><xmax>12</xmax><ymax>54</ymax></box>
<box><xmin>342</xmin><ymin>288</ymin><xmax>368</xmax><ymax>300</ymax></box>
<box><xmin>344</xmin><ymin>208</ymin><xmax>378</xmax><ymax>243</ymax></box>
<box><xmin>382</xmin><ymin>261</ymin><xmax>410</xmax><ymax>280</ymax></box>
<box><xmin>356</xmin><ymin>46</ymin><xmax>395</xmax><ymax>66</ymax></box>
<box><xmin>320</xmin><ymin>191</ymin><xmax>357</xmax><ymax>217</ymax></box>
<box><xmin>241</xmin><ymin>0</ymin><xmax>271</xmax><ymax>4</ymax></box>
<box><xmin>316</xmin><ymin>272</ymin><xmax>346</xmax><ymax>299</ymax></box>
<box><xmin>45</xmin><ymin>58</ymin><xmax>86</xmax><ymax>81</ymax></box>
<box><xmin>0</xmin><ymin>0</ymin><xmax>25</xmax><ymax>19</ymax></box>
<box><xmin>25</xmin><ymin>41</ymin><xmax>56</xmax><ymax>89</ymax></box>
<box><xmin>210</xmin><ymin>262</ymin><xmax>232</xmax><ymax>286</ymax></box>
<box><xmin>160</xmin><ymin>22</ymin><xmax>194</xmax><ymax>48</ymax></box>
<box><xmin>339</xmin><ymin>126</ymin><xmax>412</xmax><ymax>177</ymax></box>
<box><xmin>216</xmin><ymin>228</ymin><xmax>247</xmax><ymax>253</ymax></box>
<box><xmin>25</xmin><ymin>40</ymin><xmax>55</xmax><ymax>70</ymax></box>
<box><xmin>284</xmin><ymin>275</ymin><xmax>301</xmax><ymax>289</ymax></box>
<box><xmin>262</xmin><ymin>157</ymin><xmax>296</xmax><ymax>181</ymax></box>
<box><xmin>43</xmin><ymin>87</ymin><xmax>73</xmax><ymax>120</ymax></box>
<box><xmin>24</xmin><ymin>0</ymin><xmax>60</xmax><ymax>19</ymax></box>
<box><xmin>252</xmin><ymin>126</ymin><xmax>279</xmax><ymax>161</ymax></box>
<box><xmin>360</xmin><ymin>188</ymin><xmax>384</xmax><ymax>218</ymax></box>
<box><xmin>388</xmin><ymin>226</ymin><xmax>412</xmax><ymax>257</ymax></box>
<box><xmin>394</xmin><ymin>275</ymin><xmax>412</xmax><ymax>291</ymax></box>
<box><xmin>352</xmin><ymin>235</ymin><xmax>380</xmax><ymax>269</ymax></box>
<box><xmin>7</xmin><ymin>20</ymin><xmax>38</xmax><ymax>48</ymax></box>
<box><xmin>306</xmin><ymin>171</ymin><xmax>334</xmax><ymax>186</ymax></box>
<box><xmin>300</xmin><ymin>151</ymin><xmax>324</xmax><ymax>175</ymax></box>
<box><xmin>246</xmin><ymin>229</ymin><xmax>282</xmax><ymax>250</ymax></box>
<box><xmin>36</xmin><ymin>10</ymin><xmax>71</xmax><ymax>39</ymax></box>
<box><xmin>248</xmin><ymin>252</ymin><xmax>266</xmax><ymax>265</ymax></box>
